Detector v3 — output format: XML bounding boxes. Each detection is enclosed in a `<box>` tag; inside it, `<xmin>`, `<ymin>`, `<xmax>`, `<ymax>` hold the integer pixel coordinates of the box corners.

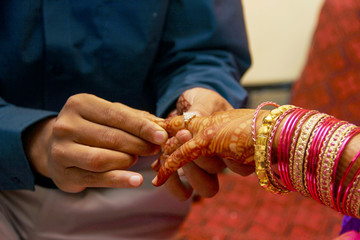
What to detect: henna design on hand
<box><xmin>152</xmin><ymin>109</ymin><xmax>256</xmax><ymax>186</ymax></box>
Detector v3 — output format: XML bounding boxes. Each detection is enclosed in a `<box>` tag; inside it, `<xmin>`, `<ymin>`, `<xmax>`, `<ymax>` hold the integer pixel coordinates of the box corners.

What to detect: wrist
<box><xmin>23</xmin><ymin>117</ymin><xmax>55</xmax><ymax>178</ymax></box>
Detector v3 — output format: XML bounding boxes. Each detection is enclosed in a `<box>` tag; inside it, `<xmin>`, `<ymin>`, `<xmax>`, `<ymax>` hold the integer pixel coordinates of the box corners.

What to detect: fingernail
<box><xmin>177</xmin><ymin>168</ymin><xmax>185</xmax><ymax>176</ymax></box>
<box><xmin>154</xmin><ymin>131</ymin><xmax>166</xmax><ymax>144</ymax></box>
<box><xmin>129</xmin><ymin>175</ymin><xmax>142</xmax><ymax>187</ymax></box>
<box><xmin>152</xmin><ymin>176</ymin><xmax>158</xmax><ymax>186</ymax></box>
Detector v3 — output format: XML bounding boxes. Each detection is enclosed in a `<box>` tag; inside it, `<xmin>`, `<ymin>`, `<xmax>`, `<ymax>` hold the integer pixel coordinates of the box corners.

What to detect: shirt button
<box><xmin>51</xmin><ymin>63</ymin><xmax>64</xmax><ymax>76</ymax></box>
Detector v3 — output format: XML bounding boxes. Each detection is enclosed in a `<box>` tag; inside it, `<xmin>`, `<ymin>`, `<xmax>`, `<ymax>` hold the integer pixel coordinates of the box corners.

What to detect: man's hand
<box><xmin>24</xmin><ymin>93</ymin><xmax>168</xmax><ymax>193</ymax></box>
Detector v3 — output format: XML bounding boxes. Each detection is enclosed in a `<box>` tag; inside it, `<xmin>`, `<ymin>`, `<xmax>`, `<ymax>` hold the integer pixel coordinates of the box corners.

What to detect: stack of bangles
<box><xmin>253</xmin><ymin>102</ymin><xmax>360</xmax><ymax>217</ymax></box>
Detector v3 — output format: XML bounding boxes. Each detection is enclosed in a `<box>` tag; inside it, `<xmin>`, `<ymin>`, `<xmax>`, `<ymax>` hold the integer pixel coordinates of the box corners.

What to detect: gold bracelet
<box><xmin>254</xmin><ymin>105</ymin><xmax>296</xmax><ymax>195</ymax></box>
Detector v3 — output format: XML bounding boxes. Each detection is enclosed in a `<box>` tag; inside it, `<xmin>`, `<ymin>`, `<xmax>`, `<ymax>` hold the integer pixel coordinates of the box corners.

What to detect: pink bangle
<box><xmin>344</xmin><ymin>156</ymin><xmax>360</xmax><ymax>218</ymax></box>
<box><xmin>303</xmin><ymin>116</ymin><xmax>329</xmax><ymax>199</ymax></box>
<box><xmin>341</xmin><ymin>149</ymin><xmax>360</xmax><ymax>215</ymax></box>
<box><xmin>336</xmin><ymin>128</ymin><xmax>360</xmax><ymax>212</ymax></box>
<box><xmin>319</xmin><ymin>122</ymin><xmax>354</xmax><ymax>207</ymax></box>
<box><xmin>317</xmin><ymin>120</ymin><xmax>346</xmax><ymax>205</ymax></box>
<box><xmin>307</xmin><ymin>117</ymin><xmax>337</xmax><ymax>202</ymax></box>
<box><xmin>293</xmin><ymin>112</ymin><xmax>326</xmax><ymax>196</ymax></box>
<box><xmin>289</xmin><ymin>110</ymin><xmax>317</xmax><ymax>191</ymax></box>
<box><xmin>306</xmin><ymin>117</ymin><xmax>329</xmax><ymax>200</ymax></box>
<box><xmin>331</xmin><ymin>126</ymin><xmax>359</xmax><ymax>211</ymax></box>
<box><xmin>277</xmin><ymin>109</ymin><xmax>308</xmax><ymax>190</ymax></box>
<box><xmin>252</xmin><ymin>101</ymin><xmax>280</xmax><ymax>143</ymax></box>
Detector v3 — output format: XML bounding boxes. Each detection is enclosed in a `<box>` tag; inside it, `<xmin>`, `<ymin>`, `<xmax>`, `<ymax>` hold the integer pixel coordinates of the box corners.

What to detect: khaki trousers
<box><xmin>0</xmin><ymin>167</ymin><xmax>190</xmax><ymax>240</ymax></box>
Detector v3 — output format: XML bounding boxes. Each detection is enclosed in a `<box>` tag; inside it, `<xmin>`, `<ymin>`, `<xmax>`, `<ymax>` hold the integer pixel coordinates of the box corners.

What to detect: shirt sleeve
<box><xmin>151</xmin><ymin>0</ymin><xmax>251</xmax><ymax>117</ymax></box>
<box><xmin>0</xmin><ymin>98</ymin><xmax>57</xmax><ymax>190</ymax></box>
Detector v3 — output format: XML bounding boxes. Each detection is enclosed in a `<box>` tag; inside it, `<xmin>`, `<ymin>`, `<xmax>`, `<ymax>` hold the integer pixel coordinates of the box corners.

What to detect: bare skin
<box><xmin>157</xmin><ymin>87</ymin><xmax>234</xmax><ymax>200</ymax></box>
<box><xmin>23</xmin><ymin>88</ymin><xmax>234</xmax><ymax>201</ymax></box>
<box><xmin>153</xmin><ymin>107</ymin><xmax>360</xmax><ymax>214</ymax></box>
<box><xmin>24</xmin><ymin>93</ymin><xmax>168</xmax><ymax>193</ymax></box>
<box><xmin>153</xmin><ymin>109</ymin><xmax>265</xmax><ymax>186</ymax></box>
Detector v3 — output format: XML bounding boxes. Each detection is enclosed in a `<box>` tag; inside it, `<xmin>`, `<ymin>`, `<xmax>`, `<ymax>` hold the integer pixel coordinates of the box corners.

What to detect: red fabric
<box><xmin>291</xmin><ymin>0</ymin><xmax>360</xmax><ymax>126</ymax></box>
<box><xmin>176</xmin><ymin>174</ymin><xmax>343</xmax><ymax>240</ymax></box>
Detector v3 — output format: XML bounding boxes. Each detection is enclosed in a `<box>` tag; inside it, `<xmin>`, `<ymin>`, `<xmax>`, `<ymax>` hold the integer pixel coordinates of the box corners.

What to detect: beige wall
<box><xmin>241</xmin><ymin>0</ymin><xmax>325</xmax><ymax>86</ymax></box>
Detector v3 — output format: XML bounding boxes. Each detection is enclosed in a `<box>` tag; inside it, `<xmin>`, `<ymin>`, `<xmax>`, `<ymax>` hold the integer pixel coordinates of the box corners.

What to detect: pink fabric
<box><xmin>335</xmin><ymin>230</ymin><xmax>360</xmax><ymax>240</ymax></box>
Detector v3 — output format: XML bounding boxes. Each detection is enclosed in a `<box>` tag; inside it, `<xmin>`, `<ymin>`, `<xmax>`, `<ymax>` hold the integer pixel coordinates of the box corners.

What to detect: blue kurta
<box><xmin>0</xmin><ymin>0</ymin><xmax>250</xmax><ymax>190</ymax></box>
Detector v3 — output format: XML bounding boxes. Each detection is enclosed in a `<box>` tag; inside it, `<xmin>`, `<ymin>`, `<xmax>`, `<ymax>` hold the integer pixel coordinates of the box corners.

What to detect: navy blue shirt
<box><xmin>0</xmin><ymin>0</ymin><xmax>250</xmax><ymax>190</ymax></box>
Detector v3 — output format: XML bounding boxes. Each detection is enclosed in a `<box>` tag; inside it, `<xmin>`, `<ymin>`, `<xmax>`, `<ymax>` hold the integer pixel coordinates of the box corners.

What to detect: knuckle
<box><xmin>137</xmin><ymin>120</ymin><xmax>151</xmax><ymax>138</ymax></box>
<box><xmin>120</xmin><ymin>155</ymin><xmax>137</xmax><ymax>169</ymax></box>
<box><xmin>83</xmin><ymin>173</ymin><xmax>97</xmax><ymax>186</ymax></box>
<box><xmin>52</xmin><ymin>119</ymin><xmax>72</xmax><ymax>137</ymax></box>
<box><xmin>85</xmin><ymin>148</ymin><xmax>106</xmax><ymax>171</ymax></box>
<box><xmin>106</xmin><ymin>106</ymin><xmax>126</xmax><ymax>127</ymax></box>
<box><xmin>107</xmin><ymin>174</ymin><xmax>122</xmax><ymax>187</ymax></box>
<box><xmin>64</xmin><ymin>93</ymin><xmax>94</xmax><ymax>110</ymax></box>
<box><xmin>53</xmin><ymin>170</ymin><xmax>76</xmax><ymax>192</ymax></box>
<box><xmin>49</xmin><ymin>144</ymin><xmax>66</xmax><ymax>163</ymax></box>
<box><xmin>65</xmin><ymin>94</ymin><xmax>82</xmax><ymax>108</ymax></box>
<box><xmin>56</xmin><ymin>180</ymin><xmax>74</xmax><ymax>193</ymax></box>
<box><xmin>203</xmin><ymin>188</ymin><xmax>219</xmax><ymax>198</ymax></box>
<box><xmin>101</xmin><ymin>129</ymin><xmax>122</xmax><ymax>148</ymax></box>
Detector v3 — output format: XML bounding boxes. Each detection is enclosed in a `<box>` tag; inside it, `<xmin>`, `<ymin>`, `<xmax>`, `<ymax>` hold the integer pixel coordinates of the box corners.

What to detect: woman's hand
<box><xmin>153</xmin><ymin>108</ymin><xmax>268</xmax><ymax>187</ymax></box>
<box><xmin>153</xmin><ymin>87</ymin><xmax>240</xmax><ymax>200</ymax></box>
<box><xmin>24</xmin><ymin>93</ymin><xmax>168</xmax><ymax>193</ymax></box>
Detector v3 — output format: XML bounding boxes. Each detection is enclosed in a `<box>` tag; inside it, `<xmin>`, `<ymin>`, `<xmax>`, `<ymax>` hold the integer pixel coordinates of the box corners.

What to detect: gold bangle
<box><xmin>265</xmin><ymin>107</ymin><xmax>298</xmax><ymax>191</ymax></box>
<box><xmin>254</xmin><ymin>105</ymin><xmax>295</xmax><ymax>195</ymax></box>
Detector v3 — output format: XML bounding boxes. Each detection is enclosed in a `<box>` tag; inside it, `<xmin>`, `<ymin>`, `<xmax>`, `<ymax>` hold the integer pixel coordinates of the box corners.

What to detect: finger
<box><xmin>68</xmin><ymin>118</ymin><xmax>161</xmax><ymax>156</ymax></box>
<box><xmin>164</xmin><ymin>171</ymin><xmax>193</xmax><ymax>201</ymax></box>
<box><xmin>156</xmin><ymin>115</ymin><xmax>186</xmax><ymax>137</ymax></box>
<box><xmin>152</xmin><ymin>136</ymin><xmax>182</xmax><ymax>171</ymax></box>
<box><xmin>193</xmin><ymin>155</ymin><xmax>226</xmax><ymax>174</ymax></box>
<box><xmin>182</xmin><ymin>161</ymin><xmax>219</xmax><ymax>198</ymax></box>
<box><xmin>56</xmin><ymin>168</ymin><xmax>143</xmax><ymax>193</ymax></box>
<box><xmin>51</xmin><ymin>142</ymin><xmax>138</xmax><ymax>172</ymax></box>
<box><xmin>176</xmin><ymin>130</ymin><xmax>225</xmax><ymax>173</ymax></box>
<box><xmin>175</xmin><ymin>129</ymin><xmax>192</xmax><ymax>142</ymax></box>
<box><xmin>66</xmin><ymin>94</ymin><xmax>168</xmax><ymax>145</ymax></box>
<box><xmin>152</xmin><ymin>136</ymin><xmax>204</xmax><ymax>186</ymax></box>
<box><xmin>224</xmin><ymin>159</ymin><xmax>255</xmax><ymax>176</ymax></box>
